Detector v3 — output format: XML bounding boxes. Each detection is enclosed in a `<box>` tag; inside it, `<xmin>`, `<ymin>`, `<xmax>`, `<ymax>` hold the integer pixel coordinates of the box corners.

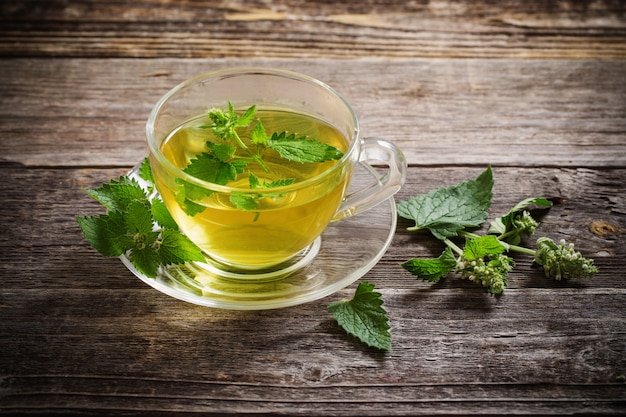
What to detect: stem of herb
<box><xmin>236</xmin><ymin>155</ymin><xmax>270</xmax><ymax>172</ymax></box>
<box><xmin>232</xmin><ymin>131</ymin><xmax>250</xmax><ymax>151</ymax></box>
<box><xmin>507</xmin><ymin>244</ymin><xmax>537</xmax><ymax>256</ymax></box>
<box><xmin>443</xmin><ymin>238</ymin><xmax>464</xmax><ymax>256</ymax></box>
<box><xmin>458</xmin><ymin>231</ymin><xmax>536</xmax><ymax>256</ymax></box>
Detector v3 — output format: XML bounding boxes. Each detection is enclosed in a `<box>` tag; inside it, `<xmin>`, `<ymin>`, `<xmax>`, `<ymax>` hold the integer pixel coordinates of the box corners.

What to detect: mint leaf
<box><xmin>77</xmin><ymin>168</ymin><xmax>207</xmax><ymax>279</ymax></box>
<box><xmin>124</xmin><ymin>200</ymin><xmax>156</xmax><ymax>237</ymax></box>
<box><xmin>328</xmin><ymin>282</ymin><xmax>391</xmax><ymax>351</ymax></box>
<box><xmin>235</xmin><ymin>104</ymin><xmax>257</xmax><ymax>127</ymax></box>
<box><xmin>269</xmin><ymin>132</ymin><xmax>344</xmax><ymax>163</ymax></box>
<box><xmin>230</xmin><ymin>193</ymin><xmax>259</xmax><ymax>211</ymax></box>
<box><xmin>263</xmin><ymin>178</ymin><xmax>296</xmax><ymax>188</ymax></box>
<box><xmin>207</xmin><ymin>142</ymin><xmax>237</xmax><ymax>162</ymax></box>
<box><xmin>158</xmin><ymin>228</ymin><xmax>205</xmax><ymax>265</ymax></box>
<box><xmin>151</xmin><ymin>198</ymin><xmax>179</xmax><ymax>230</ymax></box>
<box><xmin>401</xmin><ymin>247</ymin><xmax>457</xmax><ymax>282</ymax></box>
<box><xmin>76</xmin><ymin>211</ymin><xmax>130</xmax><ymax>257</ymax></box>
<box><xmin>463</xmin><ymin>235</ymin><xmax>506</xmax><ymax>261</ymax></box>
<box><xmin>230</xmin><ymin>173</ymin><xmax>297</xmax><ymax>211</ymax></box>
<box><xmin>184</xmin><ymin>153</ymin><xmax>241</xmax><ymax>186</ymax></box>
<box><xmin>397</xmin><ymin>166</ymin><xmax>493</xmax><ymax>240</ymax></box>
<box><xmin>488</xmin><ymin>197</ymin><xmax>552</xmax><ymax>244</ymax></box>
<box><xmin>251</xmin><ymin>120</ymin><xmax>269</xmax><ymax>145</ymax></box>
<box><xmin>138</xmin><ymin>157</ymin><xmax>154</xmax><ymax>185</ymax></box>
<box><xmin>175</xmin><ymin>183</ymin><xmax>208</xmax><ymax>217</ymax></box>
<box><xmin>85</xmin><ymin>176</ymin><xmax>147</xmax><ymax>212</ymax></box>
<box><xmin>248</xmin><ymin>171</ymin><xmax>261</xmax><ymax>189</ymax></box>
<box><xmin>129</xmin><ymin>246</ymin><xmax>161</xmax><ymax>278</ymax></box>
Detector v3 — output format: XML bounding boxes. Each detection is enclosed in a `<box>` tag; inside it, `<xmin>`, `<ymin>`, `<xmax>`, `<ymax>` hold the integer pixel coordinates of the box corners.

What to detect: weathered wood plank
<box><xmin>1</xmin><ymin>0</ymin><xmax>625</xmax><ymax>59</ymax></box>
<box><xmin>1</xmin><ymin>286</ymin><xmax>624</xmax><ymax>415</ymax></box>
<box><xmin>1</xmin><ymin>58</ymin><xmax>625</xmax><ymax>168</ymax></box>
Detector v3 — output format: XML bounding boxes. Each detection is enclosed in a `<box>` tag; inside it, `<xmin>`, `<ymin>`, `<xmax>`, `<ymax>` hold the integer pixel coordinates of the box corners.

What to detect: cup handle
<box><xmin>332</xmin><ymin>137</ymin><xmax>407</xmax><ymax>221</ymax></box>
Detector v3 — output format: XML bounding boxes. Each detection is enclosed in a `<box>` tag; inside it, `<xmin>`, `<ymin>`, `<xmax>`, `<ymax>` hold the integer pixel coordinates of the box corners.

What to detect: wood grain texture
<box><xmin>1</xmin><ymin>165</ymin><xmax>625</xmax><ymax>414</ymax></box>
<box><xmin>1</xmin><ymin>0</ymin><xmax>625</xmax><ymax>59</ymax></box>
<box><xmin>1</xmin><ymin>57</ymin><xmax>625</xmax><ymax>168</ymax></box>
<box><xmin>1</xmin><ymin>1</ymin><xmax>626</xmax><ymax>415</ymax></box>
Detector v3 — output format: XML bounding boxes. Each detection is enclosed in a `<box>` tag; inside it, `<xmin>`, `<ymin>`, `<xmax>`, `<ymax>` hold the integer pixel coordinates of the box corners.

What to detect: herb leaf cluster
<box><xmin>179</xmin><ymin>102</ymin><xmax>344</xmax><ymax>214</ymax></box>
<box><xmin>76</xmin><ymin>159</ymin><xmax>205</xmax><ymax>277</ymax></box>
<box><xmin>397</xmin><ymin>166</ymin><xmax>597</xmax><ymax>294</ymax></box>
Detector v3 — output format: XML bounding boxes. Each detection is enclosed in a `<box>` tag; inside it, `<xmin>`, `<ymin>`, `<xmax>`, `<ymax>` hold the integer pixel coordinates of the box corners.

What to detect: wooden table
<box><xmin>1</xmin><ymin>1</ymin><xmax>625</xmax><ymax>415</ymax></box>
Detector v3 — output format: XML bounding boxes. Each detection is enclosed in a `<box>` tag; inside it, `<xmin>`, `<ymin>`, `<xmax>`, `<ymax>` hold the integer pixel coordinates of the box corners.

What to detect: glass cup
<box><xmin>147</xmin><ymin>68</ymin><xmax>406</xmax><ymax>278</ymax></box>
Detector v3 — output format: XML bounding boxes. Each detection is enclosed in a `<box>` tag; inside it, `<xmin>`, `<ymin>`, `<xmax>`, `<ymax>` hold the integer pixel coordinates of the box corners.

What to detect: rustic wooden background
<box><xmin>1</xmin><ymin>1</ymin><xmax>625</xmax><ymax>415</ymax></box>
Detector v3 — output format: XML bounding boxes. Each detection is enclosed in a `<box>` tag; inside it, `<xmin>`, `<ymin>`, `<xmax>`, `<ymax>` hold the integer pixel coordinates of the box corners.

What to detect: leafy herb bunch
<box><xmin>178</xmin><ymin>102</ymin><xmax>344</xmax><ymax>215</ymax></box>
<box><xmin>397</xmin><ymin>166</ymin><xmax>597</xmax><ymax>294</ymax></box>
<box><xmin>327</xmin><ymin>166</ymin><xmax>597</xmax><ymax>351</ymax></box>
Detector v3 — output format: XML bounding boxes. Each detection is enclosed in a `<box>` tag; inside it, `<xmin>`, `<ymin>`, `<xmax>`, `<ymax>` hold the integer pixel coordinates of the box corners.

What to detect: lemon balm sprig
<box><xmin>180</xmin><ymin>102</ymin><xmax>344</xmax><ymax>213</ymax></box>
<box><xmin>76</xmin><ymin>159</ymin><xmax>206</xmax><ymax>278</ymax></box>
<box><xmin>397</xmin><ymin>166</ymin><xmax>597</xmax><ymax>294</ymax></box>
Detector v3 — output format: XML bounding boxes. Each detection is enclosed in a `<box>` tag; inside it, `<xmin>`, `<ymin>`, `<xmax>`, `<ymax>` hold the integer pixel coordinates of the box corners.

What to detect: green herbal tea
<box><xmin>154</xmin><ymin>109</ymin><xmax>351</xmax><ymax>268</ymax></box>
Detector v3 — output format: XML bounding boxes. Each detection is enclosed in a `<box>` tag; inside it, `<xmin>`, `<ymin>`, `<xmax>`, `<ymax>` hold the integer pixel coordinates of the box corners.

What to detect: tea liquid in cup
<box><xmin>147</xmin><ymin>68</ymin><xmax>406</xmax><ymax>274</ymax></box>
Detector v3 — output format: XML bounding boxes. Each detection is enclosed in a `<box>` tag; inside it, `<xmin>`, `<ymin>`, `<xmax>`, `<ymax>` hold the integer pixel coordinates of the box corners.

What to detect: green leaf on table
<box><xmin>328</xmin><ymin>282</ymin><xmax>391</xmax><ymax>351</ymax></box>
<box><xmin>462</xmin><ymin>235</ymin><xmax>507</xmax><ymax>261</ymax></box>
<box><xmin>488</xmin><ymin>197</ymin><xmax>553</xmax><ymax>244</ymax></box>
<box><xmin>397</xmin><ymin>166</ymin><xmax>493</xmax><ymax>240</ymax></box>
<box><xmin>401</xmin><ymin>247</ymin><xmax>457</xmax><ymax>282</ymax></box>
<box><xmin>269</xmin><ymin>132</ymin><xmax>344</xmax><ymax>163</ymax></box>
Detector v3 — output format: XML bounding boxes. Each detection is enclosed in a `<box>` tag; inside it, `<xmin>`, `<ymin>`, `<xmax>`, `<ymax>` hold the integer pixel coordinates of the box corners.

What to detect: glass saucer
<box><xmin>120</xmin><ymin>162</ymin><xmax>397</xmax><ymax>310</ymax></box>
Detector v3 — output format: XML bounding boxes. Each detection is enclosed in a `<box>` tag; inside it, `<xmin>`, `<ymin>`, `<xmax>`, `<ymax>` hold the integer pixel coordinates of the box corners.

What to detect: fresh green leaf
<box><xmin>76</xmin><ymin>211</ymin><xmax>130</xmax><ymax>257</ymax></box>
<box><xmin>328</xmin><ymin>282</ymin><xmax>391</xmax><ymax>351</ymax></box>
<box><xmin>463</xmin><ymin>235</ymin><xmax>507</xmax><ymax>261</ymax></box>
<box><xmin>401</xmin><ymin>247</ymin><xmax>457</xmax><ymax>282</ymax></box>
<box><xmin>207</xmin><ymin>142</ymin><xmax>237</xmax><ymax>162</ymax></box>
<box><xmin>251</xmin><ymin>120</ymin><xmax>268</xmax><ymax>145</ymax></box>
<box><xmin>230</xmin><ymin>193</ymin><xmax>259</xmax><ymax>211</ymax></box>
<box><xmin>175</xmin><ymin>182</ymin><xmax>208</xmax><ymax>217</ymax></box>
<box><xmin>77</xmin><ymin>167</ymin><xmax>208</xmax><ymax>279</ymax></box>
<box><xmin>248</xmin><ymin>171</ymin><xmax>261</xmax><ymax>189</ymax></box>
<box><xmin>138</xmin><ymin>157</ymin><xmax>155</xmax><ymax>185</ymax></box>
<box><xmin>236</xmin><ymin>105</ymin><xmax>257</xmax><ymax>127</ymax></box>
<box><xmin>151</xmin><ymin>198</ymin><xmax>179</xmax><ymax>230</ymax></box>
<box><xmin>129</xmin><ymin>245</ymin><xmax>161</xmax><ymax>278</ymax></box>
<box><xmin>183</xmin><ymin>153</ymin><xmax>241</xmax><ymax>186</ymax></box>
<box><xmin>397</xmin><ymin>166</ymin><xmax>493</xmax><ymax>240</ymax></box>
<box><xmin>124</xmin><ymin>200</ymin><xmax>156</xmax><ymax>237</ymax></box>
<box><xmin>85</xmin><ymin>176</ymin><xmax>147</xmax><ymax>212</ymax></box>
<box><xmin>263</xmin><ymin>178</ymin><xmax>296</xmax><ymax>188</ymax></box>
<box><xmin>507</xmin><ymin>197</ymin><xmax>553</xmax><ymax>215</ymax></box>
<box><xmin>488</xmin><ymin>197</ymin><xmax>552</xmax><ymax>244</ymax></box>
<box><xmin>269</xmin><ymin>132</ymin><xmax>344</xmax><ymax>163</ymax></box>
<box><xmin>158</xmin><ymin>228</ymin><xmax>206</xmax><ymax>265</ymax></box>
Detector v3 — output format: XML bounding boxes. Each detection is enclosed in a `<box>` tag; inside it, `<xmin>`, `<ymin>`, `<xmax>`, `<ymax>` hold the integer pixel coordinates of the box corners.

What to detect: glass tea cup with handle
<box><xmin>147</xmin><ymin>68</ymin><xmax>406</xmax><ymax>279</ymax></box>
